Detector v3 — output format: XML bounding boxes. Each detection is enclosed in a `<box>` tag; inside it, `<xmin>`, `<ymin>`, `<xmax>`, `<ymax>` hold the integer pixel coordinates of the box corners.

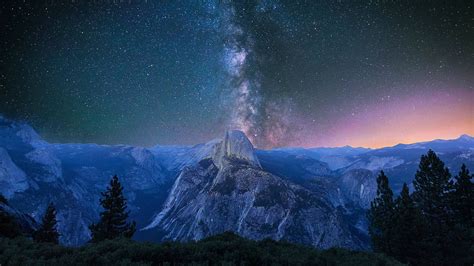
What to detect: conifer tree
<box><xmin>412</xmin><ymin>150</ymin><xmax>453</xmax><ymax>265</ymax></box>
<box><xmin>367</xmin><ymin>171</ymin><xmax>394</xmax><ymax>255</ymax></box>
<box><xmin>0</xmin><ymin>212</ymin><xmax>21</xmax><ymax>238</ymax></box>
<box><xmin>89</xmin><ymin>175</ymin><xmax>136</xmax><ymax>242</ymax></box>
<box><xmin>391</xmin><ymin>183</ymin><xmax>422</xmax><ymax>265</ymax></box>
<box><xmin>413</xmin><ymin>150</ymin><xmax>452</xmax><ymax>214</ymax></box>
<box><xmin>33</xmin><ymin>203</ymin><xmax>60</xmax><ymax>244</ymax></box>
<box><xmin>452</xmin><ymin>164</ymin><xmax>473</xmax><ymax>227</ymax></box>
<box><xmin>448</xmin><ymin>164</ymin><xmax>473</xmax><ymax>264</ymax></box>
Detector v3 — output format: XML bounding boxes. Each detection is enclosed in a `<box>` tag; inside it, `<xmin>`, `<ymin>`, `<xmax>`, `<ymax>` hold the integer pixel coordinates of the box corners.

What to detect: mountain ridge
<box><xmin>3</xmin><ymin>112</ymin><xmax>471</xmax><ymax>151</ymax></box>
<box><xmin>0</xmin><ymin>116</ymin><xmax>472</xmax><ymax>248</ymax></box>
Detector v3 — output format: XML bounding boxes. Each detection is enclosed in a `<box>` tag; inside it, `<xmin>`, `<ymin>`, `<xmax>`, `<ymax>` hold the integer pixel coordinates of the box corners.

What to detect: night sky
<box><xmin>1</xmin><ymin>1</ymin><xmax>473</xmax><ymax>148</ymax></box>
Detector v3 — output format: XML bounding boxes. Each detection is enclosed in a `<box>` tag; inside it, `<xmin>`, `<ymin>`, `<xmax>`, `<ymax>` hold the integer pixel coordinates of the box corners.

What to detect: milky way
<box><xmin>219</xmin><ymin>1</ymin><xmax>297</xmax><ymax>148</ymax></box>
<box><xmin>0</xmin><ymin>1</ymin><xmax>472</xmax><ymax>148</ymax></box>
<box><xmin>221</xmin><ymin>1</ymin><xmax>262</xmax><ymax>144</ymax></box>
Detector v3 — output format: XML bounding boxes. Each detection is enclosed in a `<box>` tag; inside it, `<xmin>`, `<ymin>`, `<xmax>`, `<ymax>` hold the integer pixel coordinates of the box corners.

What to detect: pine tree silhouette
<box><xmin>367</xmin><ymin>151</ymin><xmax>473</xmax><ymax>265</ymax></box>
<box><xmin>452</xmin><ymin>164</ymin><xmax>473</xmax><ymax>227</ymax></box>
<box><xmin>89</xmin><ymin>175</ymin><xmax>136</xmax><ymax>242</ymax></box>
<box><xmin>391</xmin><ymin>183</ymin><xmax>422</xmax><ymax>264</ymax></box>
<box><xmin>448</xmin><ymin>164</ymin><xmax>473</xmax><ymax>264</ymax></box>
<box><xmin>412</xmin><ymin>149</ymin><xmax>453</xmax><ymax>265</ymax></box>
<box><xmin>33</xmin><ymin>203</ymin><xmax>60</xmax><ymax>244</ymax></box>
<box><xmin>367</xmin><ymin>170</ymin><xmax>394</xmax><ymax>255</ymax></box>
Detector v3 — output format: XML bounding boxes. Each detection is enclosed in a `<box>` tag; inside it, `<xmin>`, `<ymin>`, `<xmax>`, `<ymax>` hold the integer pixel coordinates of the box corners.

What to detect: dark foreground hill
<box><xmin>0</xmin><ymin>232</ymin><xmax>402</xmax><ymax>266</ymax></box>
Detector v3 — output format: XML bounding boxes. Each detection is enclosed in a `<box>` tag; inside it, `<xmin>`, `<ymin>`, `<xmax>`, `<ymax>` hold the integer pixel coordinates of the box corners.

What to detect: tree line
<box><xmin>1</xmin><ymin>175</ymin><xmax>402</xmax><ymax>265</ymax></box>
<box><xmin>0</xmin><ymin>175</ymin><xmax>136</xmax><ymax>244</ymax></box>
<box><xmin>368</xmin><ymin>150</ymin><xmax>473</xmax><ymax>265</ymax></box>
<box><xmin>1</xmin><ymin>150</ymin><xmax>472</xmax><ymax>265</ymax></box>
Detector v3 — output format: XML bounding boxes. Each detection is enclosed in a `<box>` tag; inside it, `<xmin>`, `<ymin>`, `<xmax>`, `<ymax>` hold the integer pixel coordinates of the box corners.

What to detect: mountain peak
<box><xmin>0</xmin><ymin>115</ymin><xmax>46</xmax><ymax>148</ymax></box>
<box><xmin>458</xmin><ymin>134</ymin><xmax>473</xmax><ymax>141</ymax></box>
<box><xmin>212</xmin><ymin>130</ymin><xmax>261</xmax><ymax>169</ymax></box>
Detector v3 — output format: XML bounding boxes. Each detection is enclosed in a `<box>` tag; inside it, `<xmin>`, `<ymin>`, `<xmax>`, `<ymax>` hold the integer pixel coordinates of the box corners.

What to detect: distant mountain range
<box><xmin>1</xmin><ymin>115</ymin><xmax>473</xmax><ymax>249</ymax></box>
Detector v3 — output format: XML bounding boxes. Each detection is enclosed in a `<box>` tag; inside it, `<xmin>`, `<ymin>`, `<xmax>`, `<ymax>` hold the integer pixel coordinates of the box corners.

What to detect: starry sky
<box><xmin>1</xmin><ymin>0</ymin><xmax>473</xmax><ymax>148</ymax></box>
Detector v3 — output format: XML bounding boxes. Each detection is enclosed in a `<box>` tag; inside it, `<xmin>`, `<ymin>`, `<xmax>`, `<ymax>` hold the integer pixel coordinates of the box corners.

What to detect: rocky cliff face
<box><xmin>212</xmin><ymin>130</ymin><xmax>261</xmax><ymax>169</ymax></box>
<box><xmin>0</xmin><ymin>148</ymin><xmax>29</xmax><ymax>198</ymax></box>
<box><xmin>1</xmin><ymin>115</ymin><xmax>472</xmax><ymax>248</ymax></box>
<box><xmin>0</xmin><ymin>116</ymin><xmax>177</xmax><ymax>245</ymax></box>
<box><xmin>0</xmin><ymin>201</ymin><xmax>38</xmax><ymax>235</ymax></box>
<box><xmin>337</xmin><ymin>169</ymin><xmax>377</xmax><ymax>209</ymax></box>
<box><xmin>144</xmin><ymin>130</ymin><xmax>368</xmax><ymax>249</ymax></box>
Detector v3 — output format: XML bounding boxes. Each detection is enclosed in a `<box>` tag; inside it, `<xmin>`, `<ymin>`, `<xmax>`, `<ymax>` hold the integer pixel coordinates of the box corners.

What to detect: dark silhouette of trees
<box><xmin>448</xmin><ymin>164</ymin><xmax>473</xmax><ymax>265</ymax></box>
<box><xmin>390</xmin><ymin>183</ymin><xmax>422</xmax><ymax>264</ymax></box>
<box><xmin>33</xmin><ymin>203</ymin><xmax>60</xmax><ymax>244</ymax></box>
<box><xmin>367</xmin><ymin>171</ymin><xmax>394</xmax><ymax>255</ymax></box>
<box><xmin>412</xmin><ymin>150</ymin><xmax>453</xmax><ymax>265</ymax></box>
<box><xmin>0</xmin><ymin>232</ymin><xmax>403</xmax><ymax>265</ymax></box>
<box><xmin>369</xmin><ymin>150</ymin><xmax>473</xmax><ymax>265</ymax></box>
<box><xmin>0</xmin><ymin>194</ymin><xmax>22</xmax><ymax>238</ymax></box>
<box><xmin>452</xmin><ymin>164</ymin><xmax>473</xmax><ymax>227</ymax></box>
<box><xmin>89</xmin><ymin>175</ymin><xmax>136</xmax><ymax>242</ymax></box>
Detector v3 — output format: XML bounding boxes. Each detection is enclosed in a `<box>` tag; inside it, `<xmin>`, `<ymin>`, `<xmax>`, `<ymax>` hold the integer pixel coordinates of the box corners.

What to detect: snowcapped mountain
<box><xmin>0</xmin><ymin>115</ymin><xmax>472</xmax><ymax>248</ymax></box>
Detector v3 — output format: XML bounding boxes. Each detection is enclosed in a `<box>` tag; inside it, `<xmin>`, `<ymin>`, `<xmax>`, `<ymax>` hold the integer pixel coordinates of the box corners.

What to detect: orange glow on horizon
<box><xmin>301</xmin><ymin>89</ymin><xmax>474</xmax><ymax>149</ymax></box>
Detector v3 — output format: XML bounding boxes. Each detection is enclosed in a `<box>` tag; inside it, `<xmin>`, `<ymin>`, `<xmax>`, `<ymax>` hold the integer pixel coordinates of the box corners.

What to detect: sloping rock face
<box><xmin>337</xmin><ymin>169</ymin><xmax>377</xmax><ymax>209</ymax></box>
<box><xmin>212</xmin><ymin>130</ymin><xmax>261</xmax><ymax>169</ymax></box>
<box><xmin>0</xmin><ymin>148</ymin><xmax>29</xmax><ymax>198</ymax></box>
<box><xmin>0</xmin><ymin>116</ymin><xmax>177</xmax><ymax>246</ymax></box>
<box><xmin>145</xmin><ymin>130</ymin><xmax>367</xmax><ymax>249</ymax></box>
<box><xmin>0</xmin><ymin>201</ymin><xmax>38</xmax><ymax>235</ymax></box>
<box><xmin>2</xmin><ymin>114</ymin><xmax>472</xmax><ymax>249</ymax></box>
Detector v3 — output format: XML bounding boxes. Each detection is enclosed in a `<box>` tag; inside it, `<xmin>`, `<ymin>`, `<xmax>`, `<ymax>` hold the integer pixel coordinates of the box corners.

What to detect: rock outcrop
<box><xmin>0</xmin><ymin>148</ymin><xmax>29</xmax><ymax>198</ymax></box>
<box><xmin>144</xmin><ymin>131</ymin><xmax>368</xmax><ymax>249</ymax></box>
<box><xmin>212</xmin><ymin>130</ymin><xmax>261</xmax><ymax>169</ymax></box>
<box><xmin>1</xmin><ymin>115</ymin><xmax>473</xmax><ymax>248</ymax></box>
<box><xmin>0</xmin><ymin>201</ymin><xmax>38</xmax><ymax>235</ymax></box>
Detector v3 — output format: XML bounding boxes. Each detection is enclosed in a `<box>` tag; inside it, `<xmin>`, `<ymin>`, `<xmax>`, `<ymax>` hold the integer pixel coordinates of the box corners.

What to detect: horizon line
<box><xmin>1</xmin><ymin>114</ymin><xmax>472</xmax><ymax>150</ymax></box>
